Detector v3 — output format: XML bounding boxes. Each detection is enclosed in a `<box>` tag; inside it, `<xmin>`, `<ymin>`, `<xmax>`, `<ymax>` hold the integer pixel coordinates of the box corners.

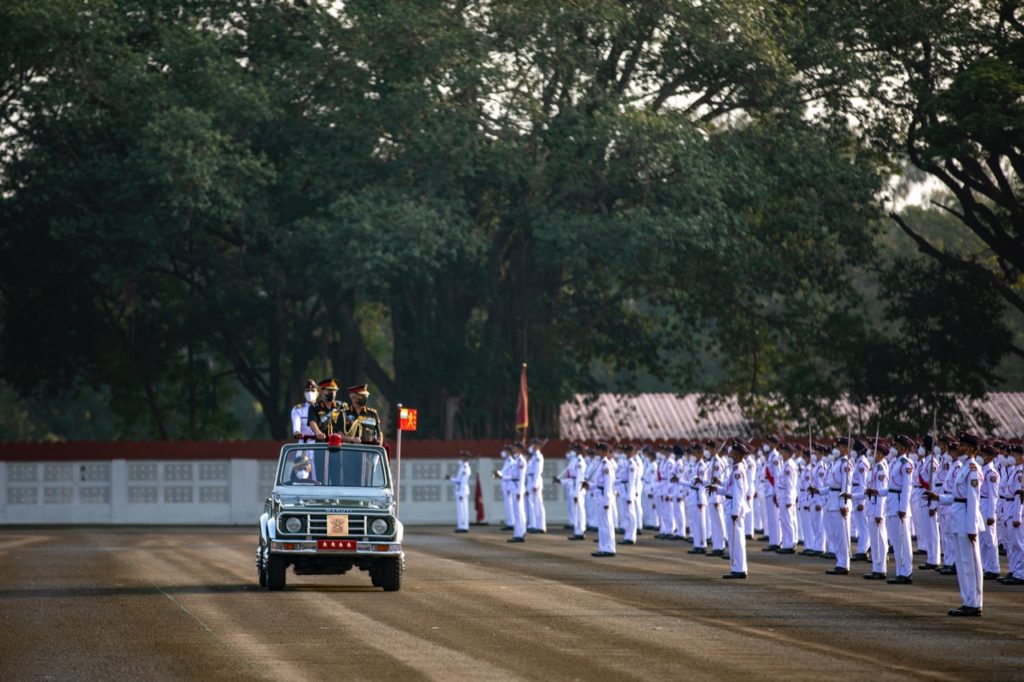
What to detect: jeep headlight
<box><xmin>370</xmin><ymin>518</ymin><xmax>389</xmax><ymax>535</ymax></box>
<box><xmin>284</xmin><ymin>516</ymin><xmax>303</xmax><ymax>534</ymax></box>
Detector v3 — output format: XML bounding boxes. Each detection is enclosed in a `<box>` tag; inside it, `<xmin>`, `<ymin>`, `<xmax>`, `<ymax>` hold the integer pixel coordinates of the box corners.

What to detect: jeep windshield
<box><xmin>278</xmin><ymin>444</ymin><xmax>389</xmax><ymax>488</ymax></box>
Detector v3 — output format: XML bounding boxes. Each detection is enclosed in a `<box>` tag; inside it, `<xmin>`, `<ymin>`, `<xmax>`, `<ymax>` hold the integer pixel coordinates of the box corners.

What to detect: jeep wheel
<box><xmin>257</xmin><ymin>543</ymin><xmax>268</xmax><ymax>587</ymax></box>
<box><xmin>267</xmin><ymin>555</ymin><xmax>287</xmax><ymax>591</ymax></box>
<box><xmin>379</xmin><ymin>558</ymin><xmax>401</xmax><ymax>592</ymax></box>
<box><xmin>369</xmin><ymin>566</ymin><xmax>382</xmax><ymax>588</ymax></box>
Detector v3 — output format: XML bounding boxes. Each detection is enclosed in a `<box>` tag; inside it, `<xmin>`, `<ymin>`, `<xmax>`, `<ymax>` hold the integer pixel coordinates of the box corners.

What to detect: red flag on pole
<box><xmin>474</xmin><ymin>473</ymin><xmax>485</xmax><ymax>524</ymax></box>
<box><xmin>515</xmin><ymin>362</ymin><xmax>529</xmax><ymax>445</ymax></box>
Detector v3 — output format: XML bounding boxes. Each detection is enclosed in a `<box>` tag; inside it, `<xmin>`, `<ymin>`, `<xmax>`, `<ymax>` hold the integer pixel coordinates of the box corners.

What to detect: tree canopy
<box><xmin>1</xmin><ymin>0</ymin><xmax>1019</xmax><ymax>440</ymax></box>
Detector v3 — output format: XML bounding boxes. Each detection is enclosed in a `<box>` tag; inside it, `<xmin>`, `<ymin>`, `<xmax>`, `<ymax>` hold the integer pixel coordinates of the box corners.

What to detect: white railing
<box><xmin>0</xmin><ymin>458</ymin><xmax>572</xmax><ymax>526</ymax></box>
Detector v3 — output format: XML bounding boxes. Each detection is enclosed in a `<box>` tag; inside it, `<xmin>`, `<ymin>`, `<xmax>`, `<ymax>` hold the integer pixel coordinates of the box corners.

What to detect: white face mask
<box><xmin>810</xmin><ymin>454</ymin><xmax>817</xmax><ymax>463</ymax></box>
<box><xmin>702</xmin><ymin>450</ymin><xmax>711</xmax><ymax>460</ymax></box>
<box><xmin>917</xmin><ymin>447</ymin><xmax>925</xmax><ymax>456</ymax></box>
<box><xmin>762</xmin><ymin>445</ymin><xmax>770</xmax><ymax>453</ymax></box>
<box><xmin>304</xmin><ymin>390</ymin><xmax>317</xmax><ymax>403</ymax></box>
<box><xmin>831</xmin><ymin>448</ymin><xmax>840</xmax><ymax>458</ymax></box>
<box><xmin>295</xmin><ymin>468</ymin><xmax>309</xmax><ymax>480</ymax></box>
<box><xmin>933</xmin><ymin>447</ymin><xmax>942</xmax><ymax>456</ymax></box>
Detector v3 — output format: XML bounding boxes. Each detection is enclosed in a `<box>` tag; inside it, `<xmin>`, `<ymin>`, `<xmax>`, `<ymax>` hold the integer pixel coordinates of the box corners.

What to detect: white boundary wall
<box><xmin>0</xmin><ymin>458</ymin><xmax>572</xmax><ymax>526</ymax></box>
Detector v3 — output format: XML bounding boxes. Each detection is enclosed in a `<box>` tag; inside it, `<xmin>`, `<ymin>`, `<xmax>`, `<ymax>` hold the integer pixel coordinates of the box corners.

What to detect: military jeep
<box><xmin>257</xmin><ymin>441</ymin><xmax>404</xmax><ymax>591</ymax></box>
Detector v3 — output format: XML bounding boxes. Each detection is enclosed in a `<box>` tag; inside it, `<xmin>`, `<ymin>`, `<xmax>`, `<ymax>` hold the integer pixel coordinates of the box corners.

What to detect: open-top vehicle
<box><xmin>257</xmin><ymin>437</ymin><xmax>404</xmax><ymax>591</ymax></box>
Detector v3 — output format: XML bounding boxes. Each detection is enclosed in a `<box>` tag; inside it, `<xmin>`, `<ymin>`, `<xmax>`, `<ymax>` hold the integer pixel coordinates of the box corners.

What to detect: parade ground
<box><xmin>1</xmin><ymin>525</ymin><xmax>1022</xmax><ymax>681</ymax></box>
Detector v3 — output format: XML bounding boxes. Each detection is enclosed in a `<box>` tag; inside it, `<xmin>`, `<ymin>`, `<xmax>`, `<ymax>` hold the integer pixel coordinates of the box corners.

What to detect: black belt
<box><xmin>829</xmin><ymin>487</ymin><xmax>841</xmax><ymax>492</ymax></box>
<box><xmin>725</xmin><ymin>494</ymin><xmax>734</xmax><ymax>499</ymax></box>
<box><xmin>507</xmin><ymin>478</ymin><xmax>519</xmax><ymax>482</ymax></box>
<box><xmin>597</xmin><ymin>486</ymin><xmax>605</xmax><ymax>492</ymax></box>
<box><xmin>954</xmin><ymin>497</ymin><xmax>967</xmax><ymax>503</ymax></box>
<box><xmin>1001</xmin><ymin>496</ymin><xmax>1015</xmax><ymax>501</ymax></box>
<box><xmin>887</xmin><ymin>488</ymin><xmax>901</xmax><ymax>494</ymax></box>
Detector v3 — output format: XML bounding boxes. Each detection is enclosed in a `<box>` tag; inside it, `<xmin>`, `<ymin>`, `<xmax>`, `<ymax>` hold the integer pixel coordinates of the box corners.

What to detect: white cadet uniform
<box><xmin>559</xmin><ymin>451</ymin><xmax>579</xmax><ymax>528</ymax></box>
<box><xmin>866</xmin><ymin>458</ymin><xmax>889</xmax><ymax>576</ymax></box>
<box><xmin>852</xmin><ymin>454</ymin><xmax>872</xmax><ymax>556</ymax></box>
<box><xmin>912</xmin><ymin>451</ymin><xmax>941</xmax><ymax>567</ymax></box>
<box><xmin>569</xmin><ymin>452</ymin><xmax>588</xmax><ymax>536</ymax></box>
<box><xmin>497</xmin><ymin>453</ymin><xmax>514</xmax><ymax>528</ymax></box>
<box><xmin>724</xmin><ymin>459</ymin><xmax>750</xmax><ymax>575</ymax></box>
<box><xmin>1005</xmin><ymin>462</ymin><xmax>1024</xmax><ymax>580</ymax></box>
<box><xmin>939</xmin><ymin>456</ymin><xmax>984</xmax><ymax>610</ymax></box>
<box><xmin>939</xmin><ymin>454</ymin><xmax>960</xmax><ymax>569</ymax></box>
<box><xmin>525</xmin><ymin>446</ymin><xmax>546</xmax><ymax>532</ymax></box>
<box><xmin>777</xmin><ymin>456</ymin><xmax>799</xmax><ymax>550</ymax></box>
<box><xmin>595</xmin><ymin>456</ymin><xmax>618</xmax><ymax>554</ymax></box>
<box><xmin>449</xmin><ymin>459</ymin><xmax>471</xmax><ymax>531</ymax></box>
<box><xmin>508</xmin><ymin>452</ymin><xmax>528</xmax><ymax>539</ymax></box>
<box><xmin>686</xmin><ymin>456</ymin><xmax>709</xmax><ymax>549</ymax></box>
<box><xmin>708</xmin><ymin>453</ymin><xmax>728</xmax><ymax>551</ymax></box>
<box><xmin>825</xmin><ymin>454</ymin><xmax>854</xmax><ymax>570</ymax></box>
<box><xmin>642</xmin><ymin>455</ymin><xmax>659</xmax><ymax>529</ymax></box>
<box><xmin>979</xmin><ymin>460</ymin><xmax>1001</xmax><ymax>576</ymax></box>
<box><xmin>886</xmin><ymin>450</ymin><xmax>914</xmax><ymax>579</ymax></box>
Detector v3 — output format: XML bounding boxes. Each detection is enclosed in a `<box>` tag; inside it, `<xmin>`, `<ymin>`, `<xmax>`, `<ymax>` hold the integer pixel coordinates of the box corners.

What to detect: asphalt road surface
<box><xmin>1</xmin><ymin>525</ymin><xmax>1022</xmax><ymax>681</ymax></box>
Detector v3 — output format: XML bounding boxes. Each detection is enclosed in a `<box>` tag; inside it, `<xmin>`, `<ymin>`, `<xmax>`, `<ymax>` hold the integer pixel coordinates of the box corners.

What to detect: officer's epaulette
<box><xmin>294</xmin><ymin>403</ymin><xmax>303</xmax><ymax>409</ymax></box>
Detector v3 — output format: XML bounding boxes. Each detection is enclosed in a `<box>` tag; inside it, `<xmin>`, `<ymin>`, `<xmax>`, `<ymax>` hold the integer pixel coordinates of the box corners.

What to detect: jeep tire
<box><xmin>379</xmin><ymin>557</ymin><xmax>401</xmax><ymax>592</ymax></box>
<box><xmin>267</xmin><ymin>555</ymin><xmax>287</xmax><ymax>591</ymax></box>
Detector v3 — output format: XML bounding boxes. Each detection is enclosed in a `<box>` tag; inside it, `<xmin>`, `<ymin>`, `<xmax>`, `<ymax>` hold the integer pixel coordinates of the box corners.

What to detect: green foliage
<box><xmin>0</xmin><ymin>0</ymin><xmax>1014</xmax><ymax>440</ymax></box>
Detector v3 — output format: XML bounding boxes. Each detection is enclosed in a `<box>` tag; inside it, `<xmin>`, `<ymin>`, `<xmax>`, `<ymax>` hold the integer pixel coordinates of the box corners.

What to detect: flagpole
<box><xmin>396</xmin><ymin>402</ymin><xmax>403</xmax><ymax>520</ymax></box>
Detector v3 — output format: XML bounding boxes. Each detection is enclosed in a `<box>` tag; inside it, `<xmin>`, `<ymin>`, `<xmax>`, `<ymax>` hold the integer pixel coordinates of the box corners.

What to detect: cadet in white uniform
<box><xmin>557</xmin><ymin>446</ymin><xmax>580</xmax><ymax>530</ymax></box>
<box><xmin>723</xmin><ymin>443</ymin><xmax>750</xmax><ymax>579</ymax></box>
<box><xmin>446</xmin><ymin>452</ymin><xmax>471</xmax><ymax>532</ymax></box>
<box><xmin>686</xmin><ymin>450</ymin><xmax>709</xmax><ymax>554</ymax></box>
<box><xmin>525</xmin><ymin>440</ymin><xmax>546</xmax><ymax>533</ymax></box>
<box><xmin>825</xmin><ymin>442</ymin><xmax>855</xmax><ymax>575</ymax></box>
<box><xmin>505</xmin><ymin>445</ymin><xmax>528</xmax><ymax>542</ymax></box>
<box><xmin>978</xmin><ymin>446</ymin><xmax>1001</xmax><ymax>579</ymax></box>
<box><xmin>939</xmin><ymin>436</ymin><xmax>984</xmax><ymax>616</ymax></box>
<box><xmin>863</xmin><ymin>447</ymin><xmax>889</xmax><ymax>579</ymax></box>
<box><xmin>998</xmin><ymin>450</ymin><xmax>1024</xmax><ymax>584</ymax></box>
<box><xmin>886</xmin><ymin>446</ymin><xmax>914</xmax><ymax>584</ymax></box>
<box><xmin>912</xmin><ymin>436</ymin><xmax>942</xmax><ymax>570</ymax></box>
<box><xmin>776</xmin><ymin>444</ymin><xmax>799</xmax><ymax>554</ymax></box>
<box><xmin>589</xmin><ymin>444</ymin><xmax>617</xmax><ymax>557</ymax></box>
<box><xmin>850</xmin><ymin>448</ymin><xmax>872</xmax><ymax>562</ymax></box>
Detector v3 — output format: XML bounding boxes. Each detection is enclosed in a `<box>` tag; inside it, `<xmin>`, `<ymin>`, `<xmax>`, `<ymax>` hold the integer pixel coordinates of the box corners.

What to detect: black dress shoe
<box><xmin>983</xmin><ymin>572</ymin><xmax>1001</xmax><ymax>580</ymax></box>
<box><xmin>821</xmin><ymin>552</ymin><xmax>836</xmax><ymax>560</ymax></box>
<box><xmin>687</xmin><ymin>547</ymin><xmax>706</xmax><ymax>554</ymax></box>
<box><xmin>918</xmin><ymin>563</ymin><xmax>938</xmax><ymax>570</ymax></box>
<box><xmin>914</xmin><ymin>549</ymin><xmax>927</xmax><ymax>555</ymax></box>
<box><xmin>526</xmin><ymin>528</ymin><xmax>539</xmax><ymax>534</ymax></box>
<box><xmin>709</xmin><ymin>549</ymin><xmax>724</xmax><ymax>556</ymax></box>
<box><xmin>948</xmin><ymin>606</ymin><xmax>981</xmax><ymax>617</ymax></box>
<box><xmin>938</xmin><ymin>566</ymin><xmax>957</xmax><ymax>575</ymax></box>
<box><xmin>568</xmin><ymin>535</ymin><xmax>585</xmax><ymax>541</ymax></box>
<box><xmin>563</xmin><ymin>524</ymin><xmax>574</xmax><ymax>530</ymax></box>
<box><xmin>454</xmin><ymin>529</ymin><xmax>469</xmax><ymax>533</ymax></box>
<box><xmin>745</xmin><ymin>534</ymin><xmax>754</xmax><ymax>540</ymax></box>
<box><xmin>887</xmin><ymin>575</ymin><xmax>913</xmax><ymax>584</ymax></box>
<box><xmin>621</xmin><ymin>540</ymin><xmax>635</xmax><ymax>545</ymax></box>
<box><xmin>722</xmin><ymin>572</ymin><xmax>747</xmax><ymax>579</ymax></box>
<box><xmin>507</xmin><ymin>537</ymin><xmax>525</xmax><ymax>543</ymax></box>
<box><xmin>999</xmin><ymin>576</ymin><xmax>1024</xmax><ymax>585</ymax></box>
<box><xmin>500</xmin><ymin>526</ymin><xmax>514</xmax><ymax>531</ymax></box>
<box><xmin>761</xmin><ymin>545</ymin><xmax>780</xmax><ymax>552</ymax></box>
<box><xmin>591</xmin><ymin>551</ymin><xmax>616</xmax><ymax>557</ymax></box>
<box><xmin>776</xmin><ymin>548</ymin><xmax>796</xmax><ymax>555</ymax></box>
<box><xmin>826</xmin><ymin>567</ymin><xmax>850</xmax><ymax>575</ymax></box>
<box><xmin>851</xmin><ymin>552</ymin><xmax>868</xmax><ymax>562</ymax></box>
<box><xmin>863</xmin><ymin>572</ymin><xmax>886</xmax><ymax>580</ymax></box>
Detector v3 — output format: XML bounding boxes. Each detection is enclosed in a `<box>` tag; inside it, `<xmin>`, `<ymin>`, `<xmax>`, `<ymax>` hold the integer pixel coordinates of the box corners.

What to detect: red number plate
<box><xmin>317</xmin><ymin>539</ymin><xmax>357</xmax><ymax>551</ymax></box>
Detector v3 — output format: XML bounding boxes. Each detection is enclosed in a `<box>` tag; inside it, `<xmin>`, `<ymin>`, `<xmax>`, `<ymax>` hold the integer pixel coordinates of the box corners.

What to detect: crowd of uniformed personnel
<box><xmin>483</xmin><ymin>433</ymin><xmax>1024</xmax><ymax>618</ymax></box>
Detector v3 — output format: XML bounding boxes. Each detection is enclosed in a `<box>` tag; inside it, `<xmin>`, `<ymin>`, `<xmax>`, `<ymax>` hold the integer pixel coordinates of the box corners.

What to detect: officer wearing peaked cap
<box><xmin>341</xmin><ymin>384</ymin><xmax>383</xmax><ymax>445</ymax></box>
<box><xmin>308</xmin><ymin>379</ymin><xmax>344</xmax><ymax>441</ymax></box>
